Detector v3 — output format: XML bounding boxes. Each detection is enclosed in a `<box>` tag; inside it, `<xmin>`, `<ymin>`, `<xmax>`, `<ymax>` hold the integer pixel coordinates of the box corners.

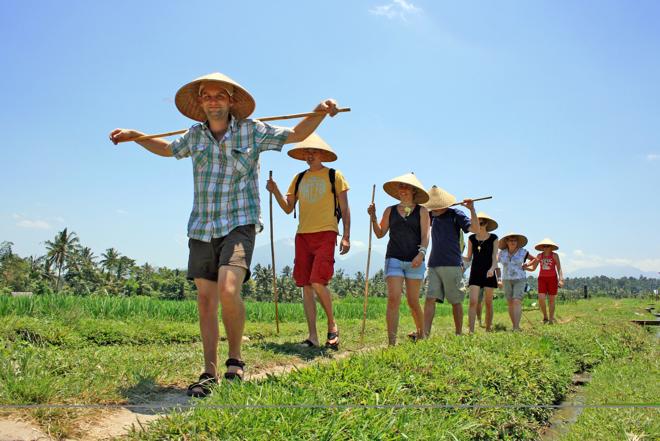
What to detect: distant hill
<box><xmin>567</xmin><ymin>265</ymin><xmax>659</xmax><ymax>279</ymax></box>
<box><xmin>252</xmin><ymin>239</ymin><xmax>385</xmax><ymax>277</ymax></box>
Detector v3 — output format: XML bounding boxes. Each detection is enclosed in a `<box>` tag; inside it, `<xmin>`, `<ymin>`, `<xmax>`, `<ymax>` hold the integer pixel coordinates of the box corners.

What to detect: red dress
<box><xmin>537</xmin><ymin>253</ymin><xmax>558</xmax><ymax>295</ymax></box>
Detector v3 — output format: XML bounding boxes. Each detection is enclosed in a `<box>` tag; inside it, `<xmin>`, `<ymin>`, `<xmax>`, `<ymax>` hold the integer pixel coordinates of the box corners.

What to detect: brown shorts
<box><xmin>187</xmin><ymin>224</ymin><xmax>256</xmax><ymax>282</ymax></box>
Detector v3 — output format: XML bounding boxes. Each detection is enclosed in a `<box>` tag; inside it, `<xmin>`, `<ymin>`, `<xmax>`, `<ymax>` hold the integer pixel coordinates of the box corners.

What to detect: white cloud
<box><xmin>13</xmin><ymin>213</ymin><xmax>51</xmax><ymax>229</ymax></box>
<box><xmin>646</xmin><ymin>153</ymin><xmax>660</xmax><ymax>161</ymax></box>
<box><xmin>563</xmin><ymin>249</ymin><xmax>660</xmax><ymax>273</ymax></box>
<box><xmin>116</xmin><ymin>209</ymin><xmax>129</xmax><ymax>215</ymax></box>
<box><xmin>351</xmin><ymin>240</ymin><xmax>367</xmax><ymax>249</ymax></box>
<box><xmin>369</xmin><ymin>0</ymin><xmax>422</xmax><ymax>21</ymax></box>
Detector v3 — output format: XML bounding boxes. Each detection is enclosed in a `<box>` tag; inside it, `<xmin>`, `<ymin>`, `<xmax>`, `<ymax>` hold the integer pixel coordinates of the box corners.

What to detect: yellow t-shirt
<box><xmin>286</xmin><ymin>167</ymin><xmax>349</xmax><ymax>234</ymax></box>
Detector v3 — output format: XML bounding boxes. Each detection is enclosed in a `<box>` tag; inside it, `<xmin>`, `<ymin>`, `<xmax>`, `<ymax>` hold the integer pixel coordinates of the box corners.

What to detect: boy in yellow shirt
<box><xmin>267</xmin><ymin>133</ymin><xmax>351</xmax><ymax>349</ymax></box>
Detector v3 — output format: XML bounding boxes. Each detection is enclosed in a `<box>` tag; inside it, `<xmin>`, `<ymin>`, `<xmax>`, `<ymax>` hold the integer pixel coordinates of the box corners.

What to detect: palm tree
<box><xmin>116</xmin><ymin>256</ymin><xmax>136</xmax><ymax>279</ymax></box>
<box><xmin>100</xmin><ymin>248</ymin><xmax>120</xmax><ymax>276</ymax></box>
<box><xmin>44</xmin><ymin>228</ymin><xmax>79</xmax><ymax>292</ymax></box>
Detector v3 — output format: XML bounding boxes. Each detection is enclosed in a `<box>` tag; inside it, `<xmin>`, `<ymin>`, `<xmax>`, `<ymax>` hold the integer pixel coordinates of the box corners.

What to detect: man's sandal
<box><xmin>186</xmin><ymin>372</ymin><xmax>217</xmax><ymax>397</ymax></box>
<box><xmin>325</xmin><ymin>331</ymin><xmax>339</xmax><ymax>350</ymax></box>
<box><xmin>224</xmin><ymin>358</ymin><xmax>245</xmax><ymax>381</ymax></box>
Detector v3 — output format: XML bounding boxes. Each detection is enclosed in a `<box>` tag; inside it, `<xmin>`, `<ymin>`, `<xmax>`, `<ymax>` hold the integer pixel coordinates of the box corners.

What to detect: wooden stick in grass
<box><xmin>448</xmin><ymin>196</ymin><xmax>493</xmax><ymax>207</ymax></box>
<box><xmin>269</xmin><ymin>170</ymin><xmax>280</xmax><ymax>334</ymax></box>
<box><xmin>360</xmin><ymin>184</ymin><xmax>376</xmax><ymax>342</ymax></box>
<box><xmin>122</xmin><ymin>108</ymin><xmax>351</xmax><ymax>143</ymax></box>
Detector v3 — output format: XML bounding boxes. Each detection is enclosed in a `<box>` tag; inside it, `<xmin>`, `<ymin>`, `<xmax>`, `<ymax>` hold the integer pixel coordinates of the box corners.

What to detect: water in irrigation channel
<box><xmin>539</xmin><ymin>372</ymin><xmax>592</xmax><ymax>441</ymax></box>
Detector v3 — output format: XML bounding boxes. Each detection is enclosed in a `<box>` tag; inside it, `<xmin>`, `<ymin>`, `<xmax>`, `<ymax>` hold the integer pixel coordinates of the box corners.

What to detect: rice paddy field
<box><xmin>0</xmin><ymin>294</ymin><xmax>658</xmax><ymax>440</ymax></box>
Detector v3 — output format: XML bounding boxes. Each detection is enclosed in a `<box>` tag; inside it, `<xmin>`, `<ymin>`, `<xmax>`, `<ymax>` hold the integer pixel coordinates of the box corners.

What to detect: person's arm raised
<box><xmin>284</xmin><ymin>99</ymin><xmax>339</xmax><ymax>144</ymax></box>
<box><xmin>109</xmin><ymin>129</ymin><xmax>173</xmax><ymax>157</ymax></box>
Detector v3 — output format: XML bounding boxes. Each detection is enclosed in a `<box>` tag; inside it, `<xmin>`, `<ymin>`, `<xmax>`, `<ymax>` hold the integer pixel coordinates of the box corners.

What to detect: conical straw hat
<box><xmin>175</xmin><ymin>72</ymin><xmax>255</xmax><ymax>122</ymax></box>
<box><xmin>422</xmin><ymin>186</ymin><xmax>456</xmax><ymax>210</ymax></box>
<box><xmin>534</xmin><ymin>238</ymin><xmax>559</xmax><ymax>252</ymax></box>
<box><xmin>498</xmin><ymin>232</ymin><xmax>528</xmax><ymax>250</ymax></box>
<box><xmin>287</xmin><ymin>133</ymin><xmax>337</xmax><ymax>162</ymax></box>
<box><xmin>383</xmin><ymin>172</ymin><xmax>429</xmax><ymax>204</ymax></box>
<box><xmin>477</xmin><ymin>212</ymin><xmax>498</xmax><ymax>232</ymax></box>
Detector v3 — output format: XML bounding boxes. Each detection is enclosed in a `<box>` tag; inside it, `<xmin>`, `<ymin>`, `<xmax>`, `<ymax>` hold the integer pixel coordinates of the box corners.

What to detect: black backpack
<box><xmin>293</xmin><ymin>168</ymin><xmax>342</xmax><ymax>222</ymax></box>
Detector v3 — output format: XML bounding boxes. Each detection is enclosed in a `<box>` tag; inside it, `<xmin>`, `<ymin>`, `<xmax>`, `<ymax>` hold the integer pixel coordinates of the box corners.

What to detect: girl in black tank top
<box><xmin>367</xmin><ymin>178</ymin><xmax>430</xmax><ymax>346</ymax></box>
<box><xmin>386</xmin><ymin>204</ymin><xmax>421</xmax><ymax>262</ymax></box>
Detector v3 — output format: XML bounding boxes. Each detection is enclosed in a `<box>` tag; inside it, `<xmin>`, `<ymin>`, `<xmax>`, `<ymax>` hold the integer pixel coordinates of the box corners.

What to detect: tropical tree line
<box><xmin>1</xmin><ymin>229</ymin><xmax>658</xmax><ymax>301</ymax></box>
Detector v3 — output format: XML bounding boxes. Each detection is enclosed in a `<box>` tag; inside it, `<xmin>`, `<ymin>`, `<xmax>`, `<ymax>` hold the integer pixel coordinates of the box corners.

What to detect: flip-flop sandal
<box><xmin>224</xmin><ymin>358</ymin><xmax>245</xmax><ymax>381</ymax></box>
<box><xmin>407</xmin><ymin>331</ymin><xmax>419</xmax><ymax>342</ymax></box>
<box><xmin>325</xmin><ymin>331</ymin><xmax>339</xmax><ymax>350</ymax></box>
<box><xmin>186</xmin><ymin>372</ymin><xmax>217</xmax><ymax>397</ymax></box>
<box><xmin>299</xmin><ymin>339</ymin><xmax>318</xmax><ymax>348</ymax></box>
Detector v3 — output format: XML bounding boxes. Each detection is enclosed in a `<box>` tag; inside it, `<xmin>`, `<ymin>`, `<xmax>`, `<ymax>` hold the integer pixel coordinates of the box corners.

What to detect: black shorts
<box><xmin>468</xmin><ymin>273</ymin><xmax>498</xmax><ymax>289</ymax></box>
<box><xmin>187</xmin><ymin>225</ymin><xmax>256</xmax><ymax>282</ymax></box>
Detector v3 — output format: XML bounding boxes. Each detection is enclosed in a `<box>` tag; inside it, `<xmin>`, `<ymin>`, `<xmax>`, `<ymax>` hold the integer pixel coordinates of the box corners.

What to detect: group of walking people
<box><xmin>108</xmin><ymin>72</ymin><xmax>564</xmax><ymax>398</ymax></box>
<box><xmin>368</xmin><ymin>173</ymin><xmax>564</xmax><ymax>344</ymax></box>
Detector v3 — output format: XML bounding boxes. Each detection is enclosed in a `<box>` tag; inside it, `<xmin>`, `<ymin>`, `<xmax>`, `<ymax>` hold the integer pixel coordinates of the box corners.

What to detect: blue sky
<box><xmin>1</xmin><ymin>0</ymin><xmax>659</xmax><ymax>276</ymax></box>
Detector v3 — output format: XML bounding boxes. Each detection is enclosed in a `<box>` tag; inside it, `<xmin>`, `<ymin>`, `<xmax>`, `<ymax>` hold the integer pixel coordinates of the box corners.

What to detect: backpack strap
<box><xmin>293</xmin><ymin>170</ymin><xmax>308</xmax><ymax>219</ymax></box>
<box><xmin>328</xmin><ymin>168</ymin><xmax>341</xmax><ymax>222</ymax></box>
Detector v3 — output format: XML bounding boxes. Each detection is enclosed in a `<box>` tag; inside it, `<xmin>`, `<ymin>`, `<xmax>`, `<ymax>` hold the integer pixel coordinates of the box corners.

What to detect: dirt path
<box><xmin>0</xmin><ymin>346</ymin><xmax>382</xmax><ymax>441</ymax></box>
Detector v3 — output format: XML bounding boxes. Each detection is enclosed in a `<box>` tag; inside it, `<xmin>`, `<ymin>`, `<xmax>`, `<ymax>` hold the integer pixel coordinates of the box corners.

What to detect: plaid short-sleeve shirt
<box><xmin>169</xmin><ymin>117</ymin><xmax>292</xmax><ymax>242</ymax></box>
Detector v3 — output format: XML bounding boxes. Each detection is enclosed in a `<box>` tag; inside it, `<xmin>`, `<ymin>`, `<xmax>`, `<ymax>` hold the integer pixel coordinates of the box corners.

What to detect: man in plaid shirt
<box><xmin>110</xmin><ymin>73</ymin><xmax>340</xmax><ymax>395</ymax></box>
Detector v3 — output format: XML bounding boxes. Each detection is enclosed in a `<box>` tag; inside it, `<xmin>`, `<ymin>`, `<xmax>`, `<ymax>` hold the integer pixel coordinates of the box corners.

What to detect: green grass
<box><xmin>560</xmin><ymin>345</ymin><xmax>660</xmax><ymax>440</ymax></box>
<box><xmin>0</xmin><ymin>293</ymin><xmax>534</xmax><ymax>323</ymax></box>
<box><xmin>126</xmin><ymin>299</ymin><xmax>656</xmax><ymax>441</ymax></box>
<box><xmin>1</xmin><ymin>295</ymin><xmax>656</xmax><ymax>440</ymax></box>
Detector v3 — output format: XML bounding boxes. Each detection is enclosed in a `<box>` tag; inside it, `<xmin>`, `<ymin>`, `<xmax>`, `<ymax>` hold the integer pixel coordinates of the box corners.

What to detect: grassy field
<box><xmin>0</xmin><ymin>295</ymin><xmax>657</xmax><ymax>440</ymax></box>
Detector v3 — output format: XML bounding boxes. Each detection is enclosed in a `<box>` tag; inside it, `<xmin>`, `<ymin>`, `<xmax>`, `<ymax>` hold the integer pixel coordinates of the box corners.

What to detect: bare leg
<box><xmin>423</xmin><ymin>297</ymin><xmax>436</xmax><ymax>337</ymax></box>
<box><xmin>548</xmin><ymin>295</ymin><xmax>556</xmax><ymax>323</ymax></box>
<box><xmin>302</xmin><ymin>285</ymin><xmax>319</xmax><ymax>345</ymax></box>
<box><xmin>404</xmin><ymin>278</ymin><xmax>424</xmax><ymax>338</ymax></box>
<box><xmin>476</xmin><ymin>298</ymin><xmax>483</xmax><ymax>327</ymax></box>
<box><xmin>468</xmin><ymin>286</ymin><xmax>480</xmax><ymax>333</ymax></box>
<box><xmin>194</xmin><ymin>278</ymin><xmax>220</xmax><ymax>376</ymax></box>
<box><xmin>538</xmin><ymin>293</ymin><xmax>548</xmax><ymax>321</ymax></box>
<box><xmin>512</xmin><ymin>298</ymin><xmax>522</xmax><ymax>331</ymax></box>
<box><xmin>452</xmin><ymin>303</ymin><xmax>464</xmax><ymax>335</ymax></box>
<box><xmin>386</xmin><ymin>277</ymin><xmax>404</xmax><ymax>345</ymax></box>
<box><xmin>507</xmin><ymin>298</ymin><xmax>515</xmax><ymax>328</ymax></box>
<box><xmin>217</xmin><ymin>266</ymin><xmax>247</xmax><ymax>376</ymax></box>
<box><xmin>311</xmin><ymin>283</ymin><xmax>338</xmax><ymax>342</ymax></box>
<box><xmin>483</xmin><ymin>288</ymin><xmax>494</xmax><ymax>331</ymax></box>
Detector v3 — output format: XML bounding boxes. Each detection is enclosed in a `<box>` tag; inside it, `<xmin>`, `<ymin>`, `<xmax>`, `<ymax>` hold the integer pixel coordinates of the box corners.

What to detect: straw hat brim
<box><xmin>477</xmin><ymin>213</ymin><xmax>498</xmax><ymax>232</ymax></box>
<box><xmin>422</xmin><ymin>186</ymin><xmax>457</xmax><ymax>211</ymax></box>
<box><xmin>498</xmin><ymin>233</ymin><xmax>528</xmax><ymax>249</ymax></box>
<box><xmin>534</xmin><ymin>239</ymin><xmax>559</xmax><ymax>252</ymax></box>
<box><xmin>175</xmin><ymin>73</ymin><xmax>255</xmax><ymax>122</ymax></box>
<box><xmin>383</xmin><ymin>174</ymin><xmax>429</xmax><ymax>205</ymax></box>
<box><xmin>288</xmin><ymin>149</ymin><xmax>337</xmax><ymax>162</ymax></box>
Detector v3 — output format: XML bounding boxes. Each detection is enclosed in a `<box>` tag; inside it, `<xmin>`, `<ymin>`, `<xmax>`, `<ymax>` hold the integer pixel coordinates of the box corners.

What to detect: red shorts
<box><xmin>538</xmin><ymin>276</ymin><xmax>558</xmax><ymax>295</ymax></box>
<box><xmin>293</xmin><ymin>231</ymin><xmax>337</xmax><ymax>287</ymax></box>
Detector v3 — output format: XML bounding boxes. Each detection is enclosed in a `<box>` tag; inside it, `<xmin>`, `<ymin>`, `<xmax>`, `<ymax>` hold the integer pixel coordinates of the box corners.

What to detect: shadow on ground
<box><xmin>257</xmin><ymin>341</ymin><xmax>333</xmax><ymax>361</ymax></box>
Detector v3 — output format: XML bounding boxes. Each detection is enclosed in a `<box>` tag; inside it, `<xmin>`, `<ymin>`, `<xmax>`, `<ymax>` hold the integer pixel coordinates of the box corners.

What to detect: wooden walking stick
<box><xmin>449</xmin><ymin>196</ymin><xmax>493</xmax><ymax>207</ymax></box>
<box><xmin>121</xmin><ymin>108</ymin><xmax>351</xmax><ymax>143</ymax></box>
<box><xmin>360</xmin><ymin>185</ymin><xmax>376</xmax><ymax>342</ymax></box>
<box><xmin>269</xmin><ymin>170</ymin><xmax>280</xmax><ymax>334</ymax></box>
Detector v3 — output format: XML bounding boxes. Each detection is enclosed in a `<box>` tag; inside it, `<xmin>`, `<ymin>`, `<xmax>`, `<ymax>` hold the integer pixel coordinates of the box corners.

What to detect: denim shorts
<box><xmin>384</xmin><ymin>257</ymin><xmax>426</xmax><ymax>280</ymax></box>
